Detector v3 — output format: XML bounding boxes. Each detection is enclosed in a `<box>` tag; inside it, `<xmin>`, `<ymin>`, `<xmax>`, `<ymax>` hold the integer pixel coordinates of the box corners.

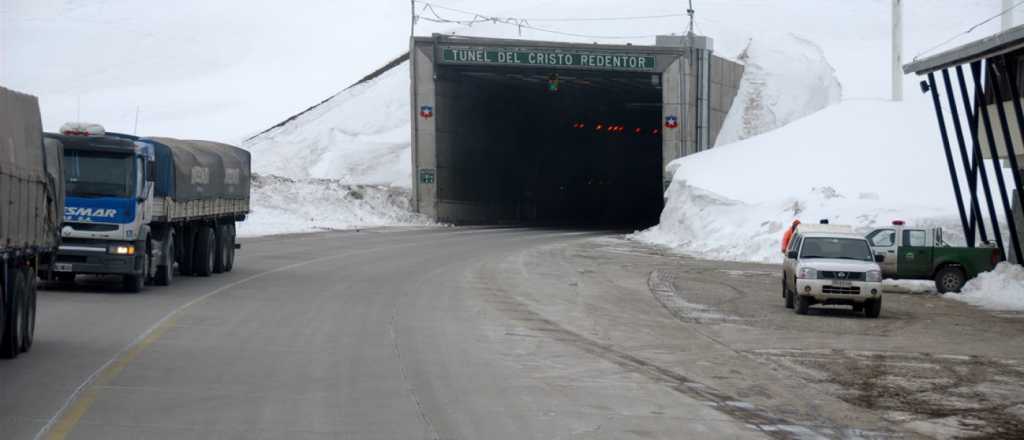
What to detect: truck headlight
<box><xmin>797</xmin><ymin>267</ymin><xmax>818</xmax><ymax>279</ymax></box>
<box><xmin>866</xmin><ymin>270</ymin><xmax>882</xmax><ymax>282</ymax></box>
<box><xmin>109</xmin><ymin>245</ymin><xmax>135</xmax><ymax>255</ymax></box>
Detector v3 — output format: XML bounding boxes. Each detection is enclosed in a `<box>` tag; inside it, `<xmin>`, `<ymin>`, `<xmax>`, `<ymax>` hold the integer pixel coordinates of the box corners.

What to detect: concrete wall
<box><xmin>411</xmin><ymin>44</ymin><xmax>437</xmax><ymax>218</ymax></box>
<box><xmin>710</xmin><ymin>57</ymin><xmax>743</xmax><ymax>147</ymax></box>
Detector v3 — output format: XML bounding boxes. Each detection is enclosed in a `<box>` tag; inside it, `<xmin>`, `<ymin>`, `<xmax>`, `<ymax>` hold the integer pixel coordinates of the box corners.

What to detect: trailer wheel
<box><xmin>194</xmin><ymin>226</ymin><xmax>215</xmax><ymax>277</ymax></box>
<box><xmin>178</xmin><ymin>226</ymin><xmax>195</xmax><ymax>276</ymax></box>
<box><xmin>1</xmin><ymin>267</ymin><xmax>25</xmax><ymax>359</ymax></box>
<box><xmin>21</xmin><ymin>268</ymin><xmax>36</xmax><ymax>353</ymax></box>
<box><xmin>213</xmin><ymin>224</ymin><xmax>227</xmax><ymax>274</ymax></box>
<box><xmin>155</xmin><ymin>232</ymin><xmax>174</xmax><ymax>286</ymax></box>
<box><xmin>224</xmin><ymin>223</ymin><xmax>236</xmax><ymax>273</ymax></box>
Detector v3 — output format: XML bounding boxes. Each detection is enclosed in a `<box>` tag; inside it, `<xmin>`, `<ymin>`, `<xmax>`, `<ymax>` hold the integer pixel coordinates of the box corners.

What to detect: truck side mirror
<box><xmin>787</xmin><ymin>251</ymin><xmax>798</xmax><ymax>259</ymax></box>
<box><xmin>875</xmin><ymin>254</ymin><xmax>885</xmax><ymax>263</ymax></box>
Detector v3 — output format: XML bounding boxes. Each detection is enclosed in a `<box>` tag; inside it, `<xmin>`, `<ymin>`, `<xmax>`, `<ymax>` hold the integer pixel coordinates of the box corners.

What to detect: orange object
<box><xmin>781</xmin><ymin>219</ymin><xmax>801</xmax><ymax>253</ymax></box>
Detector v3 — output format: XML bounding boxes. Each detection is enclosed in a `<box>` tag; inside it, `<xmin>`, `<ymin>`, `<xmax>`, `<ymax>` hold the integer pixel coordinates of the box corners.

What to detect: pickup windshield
<box><xmin>64</xmin><ymin>150</ymin><xmax>134</xmax><ymax>198</ymax></box>
<box><xmin>800</xmin><ymin>237</ymin><xmax>873</xmax><ymax>261</ymax></box>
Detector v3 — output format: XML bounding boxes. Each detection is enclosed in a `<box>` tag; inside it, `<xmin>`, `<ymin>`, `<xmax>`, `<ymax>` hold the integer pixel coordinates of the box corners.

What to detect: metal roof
<box><xmin>904</xmin><ymin>24</ymin><xmax>1024</xmax><ymax>75</ymax></box>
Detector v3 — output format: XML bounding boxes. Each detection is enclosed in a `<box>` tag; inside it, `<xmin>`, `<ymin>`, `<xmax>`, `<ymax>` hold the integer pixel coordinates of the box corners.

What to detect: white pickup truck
<box><xmin>782</xmin><ymin>224</ymin><xmax>886</xmax><ymax>318</ymax></box>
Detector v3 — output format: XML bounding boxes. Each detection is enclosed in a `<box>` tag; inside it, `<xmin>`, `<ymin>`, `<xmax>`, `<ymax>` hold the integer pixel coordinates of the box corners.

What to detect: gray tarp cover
<box><xmin>0</xmin><ymin>85</ymin><xmax>61</xmax><ymax>252</ymax></box>
<box><xmin>146</xmin><ymin>137</ymin><xmax>250</xmax><ymax>201</ymax></box>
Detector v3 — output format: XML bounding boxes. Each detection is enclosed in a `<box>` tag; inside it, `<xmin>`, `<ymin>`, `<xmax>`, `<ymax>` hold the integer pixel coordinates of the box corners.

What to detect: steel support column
<box><xmin>971</xmin><ymin>60</ymin><xmax>1018</xmax><ymax>261</ymax></box>
<box><xmin>927</xmin><ymin>72</ymin><xmax>971</xmax><ymax>242</ymax></box>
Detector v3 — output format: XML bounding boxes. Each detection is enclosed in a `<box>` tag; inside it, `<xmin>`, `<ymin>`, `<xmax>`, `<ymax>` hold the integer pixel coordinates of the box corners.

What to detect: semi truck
<box><xmin>41</xmin><ymin>124</ymin><xmax>250</xmax><ymax>292</ymax></box>
<box><xmin>1</xmin><ymin>86</ymin><xmax>64</xmax><ymax>359</ymax></box>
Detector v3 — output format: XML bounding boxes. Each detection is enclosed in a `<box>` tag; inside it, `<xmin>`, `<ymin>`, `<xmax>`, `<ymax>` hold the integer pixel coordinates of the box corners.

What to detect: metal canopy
<box><xmin>904</xmin><ymin>24</ymin><xmax>1024</xmax><ymax>75</ymax></box>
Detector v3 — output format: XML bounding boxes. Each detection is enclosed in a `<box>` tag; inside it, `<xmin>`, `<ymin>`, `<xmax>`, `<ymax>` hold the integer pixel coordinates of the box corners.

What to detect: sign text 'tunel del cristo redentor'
<box><xmin>439</xmin><ymin>46</ymin><xmax>658</xmax><ymax>72</ymax></box>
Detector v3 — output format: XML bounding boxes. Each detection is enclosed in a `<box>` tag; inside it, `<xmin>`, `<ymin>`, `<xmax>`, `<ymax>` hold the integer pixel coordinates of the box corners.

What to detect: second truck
<box><xmin>41</xmin><ymin>123</ymin><xmax>251</xmax><ymax>292</ymax></box>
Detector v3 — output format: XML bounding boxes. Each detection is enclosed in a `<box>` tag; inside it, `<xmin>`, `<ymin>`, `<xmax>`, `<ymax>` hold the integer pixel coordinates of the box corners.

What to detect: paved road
<box><xmin>2</xmin><ymin>227</ymin><xmax>1022</xmax><ymax>439</ymax></box>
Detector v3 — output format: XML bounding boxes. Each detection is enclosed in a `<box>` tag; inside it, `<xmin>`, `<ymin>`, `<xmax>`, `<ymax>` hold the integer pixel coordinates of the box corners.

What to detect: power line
<box><xmin>413</xmin><ymin>1</ymin><xmax>669</xmax><ymax>40</ymax></box>
<box><xmin>914</xmin><ymin>0</ymin><xmax>1024</xmax><ymax>61</ymax></box>
<box><xmin>417</xmin><ymin>1</ymin><xmax>684</xmax><ymax>23</ymax></box>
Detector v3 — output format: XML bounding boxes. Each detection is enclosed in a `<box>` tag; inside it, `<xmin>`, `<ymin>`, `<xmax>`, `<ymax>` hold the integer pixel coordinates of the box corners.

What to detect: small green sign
<box><xmin>419</xmin><ymin>169</ymin><xmax>435</xmax><ymax>184</ymax></box>
<box><xmin>440</xmin><ymin>46</ymin><xmax>657</xmax><ymax>72</ymax></box>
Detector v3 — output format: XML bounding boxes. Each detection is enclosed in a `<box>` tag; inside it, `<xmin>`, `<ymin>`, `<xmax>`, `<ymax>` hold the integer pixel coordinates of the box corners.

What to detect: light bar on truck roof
<box><xmin>59</xmin><ymin>122</ymin><xmax>105</xmax><ymax>137</ymax></box>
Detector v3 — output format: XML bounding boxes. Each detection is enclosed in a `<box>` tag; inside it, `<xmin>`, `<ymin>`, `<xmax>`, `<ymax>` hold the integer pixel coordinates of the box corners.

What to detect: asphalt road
<box><xmin>2</xmin><ymin>227</ymin><xmax>1022</xmax><ymax>440</ymax></box>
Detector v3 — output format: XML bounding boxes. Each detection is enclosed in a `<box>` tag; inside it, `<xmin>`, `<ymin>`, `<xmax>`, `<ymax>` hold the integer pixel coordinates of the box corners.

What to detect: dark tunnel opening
<box><xmin>435</xmin><ymin>66</ymin><xmax>665</xmax><ymax>228</ymax></box>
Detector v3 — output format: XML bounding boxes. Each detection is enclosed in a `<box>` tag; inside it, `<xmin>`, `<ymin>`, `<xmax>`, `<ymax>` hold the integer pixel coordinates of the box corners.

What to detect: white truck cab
<box><xmin>782</xmin><ymin>225</ymin><xmax>885</xmax><ymax>318</ymax></box>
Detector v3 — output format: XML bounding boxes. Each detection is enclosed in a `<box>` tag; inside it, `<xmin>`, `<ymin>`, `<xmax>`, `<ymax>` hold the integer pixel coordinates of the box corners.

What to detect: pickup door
<box><xmin>867</xmin><ymin>228</ymin><xmax>898</xmax><ymax>275</ymax></box>
<box><xmin>897</xmin><ymin>229</ymin><xmax>934</xmax><ymax>278</ymax></box>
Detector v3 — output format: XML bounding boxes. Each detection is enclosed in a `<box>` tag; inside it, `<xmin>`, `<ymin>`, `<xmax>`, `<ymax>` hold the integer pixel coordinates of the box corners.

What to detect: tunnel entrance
<box><xmin>435</xmin><ymin>66</ymin><xmax>664</xmax><ymax>227</ymax></box>
<box><xmin>411</xmin><ymin>36</ymin><xmax>743</xmax><ymax>228</ymax></box>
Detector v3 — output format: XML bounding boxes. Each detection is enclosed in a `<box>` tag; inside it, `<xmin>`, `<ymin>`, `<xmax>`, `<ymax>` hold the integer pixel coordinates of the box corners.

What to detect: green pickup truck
<box><xmin>866</xmin><ymin>221</ymin><xmax>1001</xmax><ymax>293</ymax></box>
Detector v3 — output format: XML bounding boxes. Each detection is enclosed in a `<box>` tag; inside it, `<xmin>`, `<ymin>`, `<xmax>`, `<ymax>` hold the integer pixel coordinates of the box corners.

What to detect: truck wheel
<box><xmin>21</xmin><ymin>268</ymin><xmax>36</xmax><ymax>353</ymax></box>
<box><xmin>864</xmin><ymin>298</ymin><xmax>882</xmax><ymax>318</ymax></box>
<box><xmin>795</xmin><ymin>294</ymin><xmax>810</xmax><ymax>315</ymax></box>
<box><xmin>194</xmin><ymin>226</ymin><xmax>215</xmax><ymax>277</ymax></box>
<box><xmin>1</xmin><ymin>267</ymin><xmax>25</xmax><ymax>359</ymax></box>
<box><xmin>785</xmin><ymin>288</ymin><xmax>794</xmax><ymax>309</ymax></box>
<box><xmin>224</xmin><ymin>223</ymin><xmax>236</xmax><ymax>272</ymax></box>
<box><xmin>155</xmin><ymin>233</ymin><xmax>174</xmax><ymax>286</ymax></box>
<box><xmin>213</xmin><ymin>224</ymin><xmax>227</xmax><ymax>274</ymax></box>
<box><xmin>935</xmin><ymin>267</ymin><xmax>967</xmax><ymax>293</ymax></box>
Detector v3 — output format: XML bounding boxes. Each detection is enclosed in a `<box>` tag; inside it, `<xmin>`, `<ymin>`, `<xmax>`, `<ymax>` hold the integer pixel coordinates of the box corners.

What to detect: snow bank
<box><xmin>951</xmin><ymin>263</ymin><xmax>1024</xmax><ymax>312</ymax></box>
<box><xmin>632</xmin><ymin>180</ymin><xmax>959</xmax><ymax>264</ymax></box>
<box><xmin>239</xmin><ymin>174</ymin><xmax>431</xmax><ymax>237</ymax></box>
<box><xmin>716</xmin><ymin>35</ymin><xmax>842</xmax><ymax>145</ymax></box>
<box><xmin>243</xmin><ymin>62</ymin><xmax>412</xmax><ymax>187</ymax></box>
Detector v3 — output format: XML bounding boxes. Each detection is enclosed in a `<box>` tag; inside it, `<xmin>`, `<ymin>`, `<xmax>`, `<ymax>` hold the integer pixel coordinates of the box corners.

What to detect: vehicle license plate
<box><xmin>54</xmin><ymin>263</ymin><xmax>72</xmax><ymax>272</ymax></box>
<box><xmin>832</xmin><ymin>280</ymin><xmax>852</xmax><ymax>288</ymax></box>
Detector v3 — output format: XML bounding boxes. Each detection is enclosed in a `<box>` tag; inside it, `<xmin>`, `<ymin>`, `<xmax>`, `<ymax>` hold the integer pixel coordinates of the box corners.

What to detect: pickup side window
<box><xmin>904</xmin><ymin>230</ymin><xmax>927</xmax><ymax>247</ymax></box>
<box><xmin>788</xmin><ymin>235</ymin><xmax>802</xmax><ymax>253</ymax></box>
<box><xmin>868</xmin><ymin>229</ymin><xmax>895</xmax><ymax>247</ymax></box>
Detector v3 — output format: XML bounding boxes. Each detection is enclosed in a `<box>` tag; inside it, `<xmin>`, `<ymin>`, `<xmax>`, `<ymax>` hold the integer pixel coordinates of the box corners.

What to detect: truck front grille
<box><xmin>67</xmin><ymin>222</ymin><xmax>118</xmax><ymax>232</ymax></box>
<box><xmin>820</xmin><ymin>271</ymin><xmax>865</xmax><ymax>281</ymax></box>
<box><xmin>823</xmin><ymin>286</ymin><xmax>861</xmax><ymax>295</ymax></box>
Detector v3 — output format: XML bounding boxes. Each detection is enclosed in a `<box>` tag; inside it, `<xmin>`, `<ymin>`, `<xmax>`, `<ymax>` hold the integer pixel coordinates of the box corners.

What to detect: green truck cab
<box><xmin>866</xmin><ymin>221</ymin><xmax>1001</xmax><ymax>293</ymax></box>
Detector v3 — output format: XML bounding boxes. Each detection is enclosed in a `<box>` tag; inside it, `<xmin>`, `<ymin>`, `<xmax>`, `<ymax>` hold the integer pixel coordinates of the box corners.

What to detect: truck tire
<box><xmin>935</xmin><ymin>266</ymin><xmax>967</xmax><ymax>293</ymax></box>
<box><xmin>194</xmin><ymin>226</ymin><xmax>215</xmax><ymax>277</ymax></box>
<box><xmin>1</xmin><ymin>267</ymin><xmax>25</xmax><ymax>359</ymax></box>
<box><xmin>178</xmin><ymin>226</ymin><xmax>194</xmax><ymax>276</ymax></box>
<box><xmin>155</xmin><ymin>232</ymin><xmax>174</xmax><ymax>286</ymax></box>
<box><xmin>21</xmin><ymin>268</ymin><xmax>36</xmax><ymax>353</ymax></box>
<box><xmin>864</xmin><ymin>298</ymin><xmax>882</xmax><ymax>318</ymax></box>
<box><xmin>213</xmin><ymin>224</ymin><xmax>227</xmax><ymax>274</ymax></box>
<box><xmin>224</xmin><ymin>223</ymin><xmax>236</xmax><ymax>273</ymax></box>
<box><xmin>784</xmin><ymin>285</ymin><xmax>794</xmax><ymax>309</ymax></box>
<box><xmin>123</xmin><ymin>243</ymin><xmax>148</xmax><ymax>293</ymax></box>
<box><xmin>795</xmin><ymin>294</ymin><xmax>810</xmax><ymax>315</ymax></box>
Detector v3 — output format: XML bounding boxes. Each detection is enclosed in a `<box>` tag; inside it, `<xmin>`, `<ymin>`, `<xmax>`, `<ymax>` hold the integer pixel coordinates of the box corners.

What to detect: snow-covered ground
<box><xmin>952</xmin><ymin>263</ymin><xmax>1024</xmax><ymax>312</ymax></box>
<box><xmin>239</xmin><ymin>174</ymin><xmax>431</xmax><ymax>237</ymax></box>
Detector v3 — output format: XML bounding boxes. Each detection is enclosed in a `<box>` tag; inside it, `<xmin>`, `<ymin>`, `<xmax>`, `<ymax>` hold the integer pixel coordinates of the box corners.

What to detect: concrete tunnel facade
<box><xmin>410</xmin><ymin>34</ymin><xmax>743</xmax><ymax>227</ymax></box>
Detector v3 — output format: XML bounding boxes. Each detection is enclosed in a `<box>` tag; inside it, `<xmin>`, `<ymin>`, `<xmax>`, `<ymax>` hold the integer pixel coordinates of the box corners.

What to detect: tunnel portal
<box><xmin>411</xmin><ymin>35</ymin><xmax>742</xmax><ymax>228</ymax></box>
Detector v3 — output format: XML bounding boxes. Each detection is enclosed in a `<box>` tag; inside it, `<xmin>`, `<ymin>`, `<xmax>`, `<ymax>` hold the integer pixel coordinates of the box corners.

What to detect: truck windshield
<box><xmin>800</xmin><ymin>237</ymin><xmax>873</xmax><ymax>261</ymax></box>
<box><xmin>63</xmin><ymin>150</ymin><xmax>135</xmax><ymax>198</ymax></box>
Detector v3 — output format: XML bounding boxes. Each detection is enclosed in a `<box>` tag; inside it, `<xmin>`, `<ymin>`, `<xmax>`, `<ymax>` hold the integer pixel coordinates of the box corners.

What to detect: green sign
<box><xmin>440</xmin><ymin>46</ymin><xmax>657</xmax><ymax>72</ymax></box>
<box><xmin>419</xmin><ymin>169</ymin><xmax>435</xmax><ymax>184</ymax></box>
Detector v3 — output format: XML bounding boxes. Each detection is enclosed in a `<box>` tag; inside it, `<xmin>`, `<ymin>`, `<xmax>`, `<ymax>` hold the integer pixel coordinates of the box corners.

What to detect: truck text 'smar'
<box><xmin>867</xmin><ymin>221</ymin><xmax>1001</xmax><ymax>293</ymax></box>
<box><xmin>41</xmin><ymin>124</ymin><xmax>250</xmax><ymax>292</ymax></box>
<box><xmin>0</xmin><ymin>86</ymin><xmax>64</xmax><ymax>359</ymax></box>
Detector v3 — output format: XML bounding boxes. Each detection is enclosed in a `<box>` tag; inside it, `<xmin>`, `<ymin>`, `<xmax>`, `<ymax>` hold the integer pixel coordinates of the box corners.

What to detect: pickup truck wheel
<box><xmin>935</xmin><ymin>267</ymin><xmax>967</xmax><ymax>293</ymax></box>
<box><xmin>20</xmin><ymin>268</ymin><xmax>36</xmax><ymax>353</ymax></box>
<box><xmin>864</xmin><ymin>298</ymin><xmax>882</xmax><ymax>318</ymax></box>
<box><xmin>795</xmin><ymin>294</ymin><xmax>810</xmax><ymax>315</ymax></box>
<box><xmin>785</xmin><ymin>288</ymin><xmax>794</xmax><ymax>309</ymax></box>
<box><xmin>155</xmin><ymin>235</ymin><xmax>174</xmax><ymax>286</ymax></box>
<box><xmin>1</xmin><ymin>267</ymin><xmax>25</xmax><ymax>359</ymax></box>
<box><xmin>194</xmin><ymin>226</ymin><xmax>215</xmax><ymax>277</ymax></box>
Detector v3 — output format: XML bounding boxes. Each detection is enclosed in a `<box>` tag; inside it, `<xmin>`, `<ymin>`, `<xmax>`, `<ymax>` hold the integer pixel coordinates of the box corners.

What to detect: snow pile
<box><xmin>239</xmin><ymin>174</ymin><xmax>431</xmax><ymax>237</ymax></box>
<box><xmin>952</xmin><ymin>263</ymin><xmax>1024</xmax><ymax>312</ymax></box>
<box><xmin>716</xmin><ymin>35</ymin><xmax>842</xmax><ymax>145</ymax></box>
<box><xmin>243</xmin><ymin>62</ymin><xmax>412</xmax><ymax>187</ymax></box>
<box><xmin>632</xmin><ymin>97</ymin><xmax>967</xmax><ymax>264</ymax></box>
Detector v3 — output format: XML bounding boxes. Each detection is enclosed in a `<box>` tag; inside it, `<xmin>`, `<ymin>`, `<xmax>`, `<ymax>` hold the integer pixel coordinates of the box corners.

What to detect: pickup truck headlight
<box><xmin>865</xmin><ymin>270</ymin><xmax>882</xmax><ymax>282</ymax></box>
<box><xmin>797</xmin><ymin>267</ymin><xmax>818</xmax><ymax>279</ymax></box>
<box><xmin>108</xmin><ymin>245</ymin><xmax>135</xmax><ymax>255</ymax></box>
